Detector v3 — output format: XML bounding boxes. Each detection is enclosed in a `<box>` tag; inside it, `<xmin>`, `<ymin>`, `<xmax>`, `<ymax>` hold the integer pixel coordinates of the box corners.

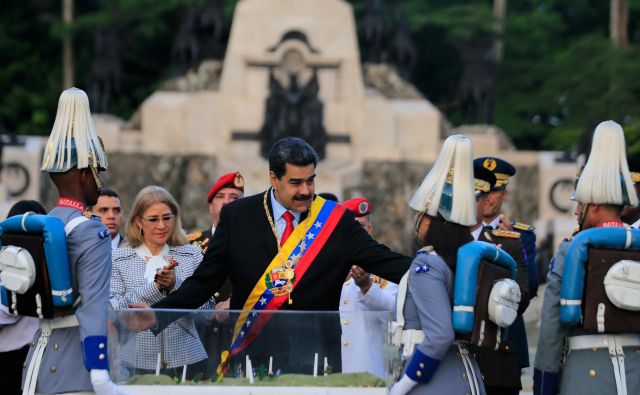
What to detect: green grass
<box><xmin>128</xmin><ymin>372</ymin><xmax>386</xmax><ymax>387</ymax></box>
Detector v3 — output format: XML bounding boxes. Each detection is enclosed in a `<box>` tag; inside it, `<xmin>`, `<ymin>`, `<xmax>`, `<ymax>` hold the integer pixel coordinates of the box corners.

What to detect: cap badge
<box><xmin>483</xmin><ymin>159</ymin><xmax>497</xmax><ymax>171</ymax></box>
<box><xmin>358</xmin><ymin>201</ymin><xmax>369</xmax><ymax>215</ymax></box>
<box><xmin>234</xmin><ymin>173</ymin><xmax>244</xmax><ymax>188</ymax></box>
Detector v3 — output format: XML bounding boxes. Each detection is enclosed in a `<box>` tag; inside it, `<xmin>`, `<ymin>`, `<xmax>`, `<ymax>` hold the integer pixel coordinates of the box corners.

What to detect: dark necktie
<box><xmin>280</xmin><ymin>211</ymin><xmax>295</xmax><ymax>247</ymax></box>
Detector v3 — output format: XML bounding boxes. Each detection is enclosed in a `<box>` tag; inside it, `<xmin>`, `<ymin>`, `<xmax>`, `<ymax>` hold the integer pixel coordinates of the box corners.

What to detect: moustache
<box><xmin>293</xmin><ymin>194</ymin><xmax>311</xmax><ymax>201</ymax></box>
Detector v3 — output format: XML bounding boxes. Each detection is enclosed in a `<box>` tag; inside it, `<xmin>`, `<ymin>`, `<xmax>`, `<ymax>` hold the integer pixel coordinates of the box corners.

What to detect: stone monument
<box><xmin>88</xmin><ymin>0</ymin><xmax>577</xmax><ymax>255</ymax></box>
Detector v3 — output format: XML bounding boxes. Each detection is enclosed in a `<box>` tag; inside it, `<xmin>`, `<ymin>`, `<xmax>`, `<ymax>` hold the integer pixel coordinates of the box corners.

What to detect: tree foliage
<box><xmin>3</xmin><ymin>0</ymin><xmax>640</xmax><ymax>153</ymax></box>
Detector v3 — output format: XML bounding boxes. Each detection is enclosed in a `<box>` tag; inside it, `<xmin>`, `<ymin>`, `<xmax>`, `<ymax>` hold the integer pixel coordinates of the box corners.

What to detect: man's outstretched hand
<box><xmin>122</xmin><ymin>303</ymin><xmax>157</xmax><ymax>331</ymax></box>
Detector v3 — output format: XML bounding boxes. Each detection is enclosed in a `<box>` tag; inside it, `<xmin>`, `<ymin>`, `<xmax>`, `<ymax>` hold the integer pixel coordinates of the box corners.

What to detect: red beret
<box><xmin>341</xmin><ymin>197</ymin><xmax>372</xmax><ymax>217</ymax></box>
<box><xmin>206</xmin><ymin>172</ymin><xmax>244</xmax><ymax>203</ymax></box>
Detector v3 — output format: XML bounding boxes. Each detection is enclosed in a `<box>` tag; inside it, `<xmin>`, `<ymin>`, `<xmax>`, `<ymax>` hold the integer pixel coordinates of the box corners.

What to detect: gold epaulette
<box><xmin>187</xmin><ymin>231</ymin><xmax>202</xmax><ymax>243</ymax></box>
<box><xmin>417</xmin><ymin>245</ymin><xmax>435</xmax><ymax>254</ymax></box>
<box><xmin>491</xmin><ymin>229</ymin><xmax>521</xmax><ymax>239</ymax></box>
<box><xmin>512</xmin><ymin>222</ymin><xmax>535</xmax><ymax>231</ymax></box>
<box><xmin>371</xmin><ymin>275</ymin><xmax>390</xmax><ymax>289</ymax></box>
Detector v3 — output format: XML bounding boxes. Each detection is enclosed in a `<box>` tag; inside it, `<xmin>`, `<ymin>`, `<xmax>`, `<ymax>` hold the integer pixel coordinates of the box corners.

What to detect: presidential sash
<box><xmin>216</xmin><ymin>196</ymin><xmax>344</xmax><ymax>378</ymax></box>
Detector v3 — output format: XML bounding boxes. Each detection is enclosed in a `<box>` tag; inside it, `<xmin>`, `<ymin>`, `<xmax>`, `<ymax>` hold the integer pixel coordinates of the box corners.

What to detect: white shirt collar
<box><xmin>484</xmin><ymin>216</ymin><xmax>501</xmax><ymax>229</ymax></box>
<box><xmin>270</xmin><ymin>188</ymin><xmax>301</xmax><ymax>223</ymax></box>
<box><xmin>211</xmin><ymin>224</ymin><xmax>216</xmax><ymax>235</ymax></box>
<box><xmin>471</xmin><ymin>226</ymin><xmax>483</xmax><ymax>240</ymax></box>
<box><xmin>111</xmin><ymin>234</ymin><xmax>121</xmax><ymax>250</ymax></box>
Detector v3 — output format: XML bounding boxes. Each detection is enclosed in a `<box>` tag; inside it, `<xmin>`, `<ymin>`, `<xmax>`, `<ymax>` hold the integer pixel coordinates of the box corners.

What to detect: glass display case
<box><xmin>109</xmin><ymin>308</ymin><xmax>397</xmax><ymax>394</ymax></box>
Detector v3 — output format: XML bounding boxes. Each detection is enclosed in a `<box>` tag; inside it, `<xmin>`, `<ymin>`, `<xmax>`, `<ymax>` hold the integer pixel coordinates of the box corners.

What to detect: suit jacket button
<box><xmin>53</xmin><ymin>343</ymin><xmax>59</xmax><ymax>350</ymax></box>
<box><xmin>416</xmin><ymin>371</ymin><xmax>422</xmax><ymax>377</ymax></box>
<box><xmin>214</xmin><ymin>292</ymin><xmax>220</xmax><ymax>298</ymax></box>
<box><xmin>589</xmin><ymin>369</ymin><xmax>596</xmax><ymax>377</ymax></box>
<box><xmin>50</xmin><ymin>366</ymin><xmax>57</xmax><ymax>373</ymax></box>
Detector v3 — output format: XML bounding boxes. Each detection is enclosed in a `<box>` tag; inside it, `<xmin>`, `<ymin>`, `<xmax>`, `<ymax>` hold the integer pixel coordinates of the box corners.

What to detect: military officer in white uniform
<box><xmin>339</xmin><ymin>197</ymin><xmax>398</xmax><ymax>378</ymax></box>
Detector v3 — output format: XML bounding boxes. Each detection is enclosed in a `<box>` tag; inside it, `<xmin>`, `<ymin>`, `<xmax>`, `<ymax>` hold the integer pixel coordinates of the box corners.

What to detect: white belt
<box><xmin>393</xmin><ymin>329</ymin><xmax>425</xmax><ymax>359</ymax></box>
<box><xmin>23</xmin><ymin>315</ymin><xmax>80</xmax><ymax>395</ymax></box>
<box><xmin>568</xmin><ymin>334</ymin><xmax>640</xmax><ymax>395</ymax></box>
<box><xmin>568</xmin><ymin>334</ymin><xmax>640</xmax><ymax>350</ymax></box>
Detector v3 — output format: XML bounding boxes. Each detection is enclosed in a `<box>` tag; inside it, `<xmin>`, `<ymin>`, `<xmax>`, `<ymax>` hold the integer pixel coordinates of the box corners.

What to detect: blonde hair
<box><xmin>126</xmin><ymin>186</ymin><xmax>187</xmax><ymax>248</ymax></box>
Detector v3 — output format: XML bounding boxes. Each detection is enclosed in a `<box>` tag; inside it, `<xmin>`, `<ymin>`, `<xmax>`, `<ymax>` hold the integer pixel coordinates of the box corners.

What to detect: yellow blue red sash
<box><xmin>217</xmin><ymin>196</ymin><xmax>344</xmax><ymax>376</ymax></box>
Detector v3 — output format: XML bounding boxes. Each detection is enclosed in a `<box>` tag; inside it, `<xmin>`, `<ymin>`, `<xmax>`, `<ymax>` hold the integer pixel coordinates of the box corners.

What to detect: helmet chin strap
<box><xmin>577</xmin><ymin>203</ymin><xmax>590</xmax><ymax>231</ymax></box>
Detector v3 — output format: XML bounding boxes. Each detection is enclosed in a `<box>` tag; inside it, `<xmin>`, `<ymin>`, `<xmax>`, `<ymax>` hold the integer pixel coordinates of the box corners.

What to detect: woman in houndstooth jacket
<box><xmin>110</xmin><ymin>186</ymin><xmax>214</xmax><ymax>380</ymax></box>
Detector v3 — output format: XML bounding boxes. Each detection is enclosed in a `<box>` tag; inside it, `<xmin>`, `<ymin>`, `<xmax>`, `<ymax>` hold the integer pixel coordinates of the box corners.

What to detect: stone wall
<box><xmin>39</xmin><ymin>154</ymin><xmax>539</xmax><ymax>257</ymax></box>
<box><xmin>40</xmin><ymin>153</ymin><xmax>219</xmax><ymax>233</ymax></box>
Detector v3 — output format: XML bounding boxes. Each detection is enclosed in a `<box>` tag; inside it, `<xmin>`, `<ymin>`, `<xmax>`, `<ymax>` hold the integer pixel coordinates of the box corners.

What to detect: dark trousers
<box><xmin>0</xmin><ymin>345</ymin><xmax>30</xmax><ymax>395</ymax></box>
<box><xmin>485</xmin><ymin>386</ymin><xmax>520</xmax><ymax>395</ymax></box>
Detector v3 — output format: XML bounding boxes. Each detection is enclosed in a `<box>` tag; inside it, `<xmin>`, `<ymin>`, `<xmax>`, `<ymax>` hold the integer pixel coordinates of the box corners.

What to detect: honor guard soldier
<box><xmin>339</xmin><ymin>197</ymin><xmax>398</xmax><ymax>378</ymax></box>
<box><xmin>187</xmin><ymin>171</ymin><xmax>244</xmax><ymax>303</ymax></box>
<box><xmin>620</xmin><ymin>155</ymin><xmax>640</xmax><ymax>227</ymax></box>
<box><xmin>470</xmin><ymin>165</ymin><xmax>531</xmax><ymax>395</ymax></box>
<box><xmin>534</xmin><ymin>120</ymin><xmax>640</xmax><ymax>395</ymax></box>
<box><xmin>390</xmin><ymin>135</ymin><xmax>489</xmax><ymax>395</ymax></box>
<box><xmin>2</xmin><ymin>88</ymin><xmax>128</xmax><ymax>395</ymax></box>
<box><xmin>475</xmin><ymin>156</ymin><xmax>537</xmax><ymax>372</ymax></box>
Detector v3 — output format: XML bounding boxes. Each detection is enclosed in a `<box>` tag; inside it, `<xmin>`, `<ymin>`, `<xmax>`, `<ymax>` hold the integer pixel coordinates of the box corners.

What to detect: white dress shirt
<box><xmin>471</xmin><ymin>225</ymin><xmax>483</xmax><ymax>240</ymax></box>
<box><xmin>270</xmin><ymin>188</ymin><xmax>301</xmax><ymax>239</ymax></box>
<box><xmin>111</xmin><ymin>233</ymin><xmax>121</xmax><ymax>250</ymax></box>
<box><xmin>484</xmin><ymin>216</ymin><xmax>501</xmax><ymax>229</ymax></box>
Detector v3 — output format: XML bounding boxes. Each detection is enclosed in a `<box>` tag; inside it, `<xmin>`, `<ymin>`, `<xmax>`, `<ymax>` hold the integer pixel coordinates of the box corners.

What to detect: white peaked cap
<box><xmin>574</xmin><ymin>120</ymin><xmax>638</xmax><ymax>206</ymax></box>
<box><xmin>41</xmin><ymin>87</ymin><xmax>108</xmax><ymax>173</ymax></box>
<box><xmin>408</xmin><ymin>134</ymin><xmax>476</xmax><ymax>226</ymax></box>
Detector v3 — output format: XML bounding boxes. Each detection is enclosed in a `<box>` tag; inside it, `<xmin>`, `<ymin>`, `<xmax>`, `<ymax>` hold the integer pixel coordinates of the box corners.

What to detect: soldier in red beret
<box><xmin>188</xmin><ymin>172</ymin><xmax>245</xmax><ymax>254</ymax></box>
<box><xmin>187</xmin><ymin>172</ymin><xmax>244</xmax><ymax>302</ymax></box>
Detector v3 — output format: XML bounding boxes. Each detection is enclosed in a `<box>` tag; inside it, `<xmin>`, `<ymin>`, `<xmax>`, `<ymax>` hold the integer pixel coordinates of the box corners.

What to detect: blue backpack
<box><xmin>0</xmin><ymin>213</ymin><xmax>83</xmax><ymax>318</ymax></box>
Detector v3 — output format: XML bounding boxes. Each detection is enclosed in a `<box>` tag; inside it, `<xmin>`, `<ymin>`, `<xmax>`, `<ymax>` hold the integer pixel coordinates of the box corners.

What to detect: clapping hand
<box><xmin>155</xmin><ymin>256</ymin><xmax>178</xmax><ymax>291</ymax></box>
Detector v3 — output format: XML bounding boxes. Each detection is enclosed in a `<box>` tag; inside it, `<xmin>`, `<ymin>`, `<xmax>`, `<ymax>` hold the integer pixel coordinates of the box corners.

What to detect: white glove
<box><xmin>389</xmin><ymin>374</ymin><xmax>418</xmax><ymax>395</ymax></box>
<box><xmin>90</xmin><ymin>369</ymin><xmax>132</xmax><ymax>395</ymax></box>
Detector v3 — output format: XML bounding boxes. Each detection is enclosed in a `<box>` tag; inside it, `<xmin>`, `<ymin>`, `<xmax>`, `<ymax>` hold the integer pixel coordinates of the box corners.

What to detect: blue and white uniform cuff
<box><xmin>83</xmin><ymin>336</ymin><xmax>109</xmax><ymax>370</ymax></box>
<box><xmin>405</xmin><ymin>348</ymin><xmax>440</xmax><ymax>383</ymax></box>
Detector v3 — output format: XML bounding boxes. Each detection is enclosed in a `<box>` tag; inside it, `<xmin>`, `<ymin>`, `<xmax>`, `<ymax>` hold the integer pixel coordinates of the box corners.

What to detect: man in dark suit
<box><xmin>90</xmin><ymin>188</ymin><xmax>126</xmax><ymax>249</ymax></box>
<box><xmin>133</xmin><ymin>137</ymin><xmax>411</xmax><ymax>375</ymax></box>
<box><xmin>470</xmin><ymin>164</ymin><xmax>531</xmax><ymax>395</ymax></box>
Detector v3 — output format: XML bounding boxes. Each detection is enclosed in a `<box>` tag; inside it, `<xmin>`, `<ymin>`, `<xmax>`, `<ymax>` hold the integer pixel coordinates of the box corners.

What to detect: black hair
<box><xmin>422</xmin><ymin>213</ymin><xmax>473</xmax><ymax>272</ymax></box>
<box><xmin>318</xmin><ymin>192</ymin><xmax>338</xmax><ymax>202</ymax></box>
<box><xmin>99</xmin><ymin>188</ymin><xmax>120</xmax><ymax>199</ymax></box>
<box><xmin>7</xmin><ymin>200</ymin><xmax>47</xmax><ymax>218</ymax></box>
<box><xmin>268</xmin><ymin>137</ymin><xmax>319</xmax><ymax>179</ymax></box>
